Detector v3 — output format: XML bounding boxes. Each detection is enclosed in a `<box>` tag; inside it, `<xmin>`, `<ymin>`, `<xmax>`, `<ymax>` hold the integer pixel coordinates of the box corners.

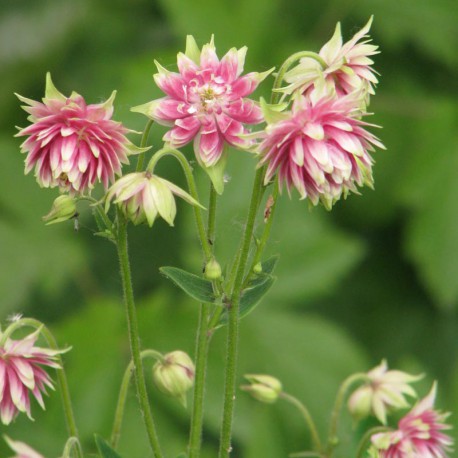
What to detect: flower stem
<box><xmin>0</xmin><ymin>318</ymin><xmax>81</xmax><ymax>458</ymax></box>
<box><xmin>116</xmin><ymin>213</ymin><xmax>164</xmax><ymax>458</ymax></box>
<box><xmin>218</xmin><ymin>167</ymin><xmax>265</xmax><ymax>458</ymax></box>
<box><xmin>110</xmin><ymin>349</ymin><xmax>165</xmax><ymax>449</ymax></box>
<box><xmin>280</xmin><ymin>392</ymin><xmax>323</xmax><ymax>453</ymax></box>
<box><xmin>136</xmin><ymin>119</ymin><xmax>154</xmax><ymax>171</ymax></box>
<box><xmin>326</xmin><ymin>373</ymin><xmax>367</xmax><ymax>456</ymax></box>
<box><xmin>189</xmin><ymin>184</ymin><xmax>219</xmax><ymax>458</ymax></box>
<box><xmin>62</xmin><ymin>437</ymin><xmax>84</xmax><ymax>458</ymax></box>
<box><xmin>355</xmin><ymin>426</ymin><xmax>392</xmax><ymax>458</ymax></box>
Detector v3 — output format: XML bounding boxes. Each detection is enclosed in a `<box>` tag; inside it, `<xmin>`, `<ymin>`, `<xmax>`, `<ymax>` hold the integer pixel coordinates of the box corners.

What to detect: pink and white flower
<box><xmin>4</xmin><ymin>436</ymin><xmax>44</xmax><ymax>458</ymax></box>
<box><xmin>348</xmin><ymin>360</ymin><xmax>422</xmax><ymax>424</ymax></box>
<box><xmin>0</xmin><ymin>328</ymin><xmax>66</xmax><ymax>425</ymax></box>
<box><xmin>132</xmin><ymin>36</ymin><xmax>271</xmax><ymax>178</ymax></box>
<box><xmin>257</xmin><ymin>92</ymin><xmax>384</xmax><ymax>209</ymax></box>
<box><xmin>16</xmin><ymin>74</ymin><xmax>139</xmax><ymax>194</ymax></box>
<box><xmin>370</xmin><ymin>383</ymin><xmax>454</xmax><ymax>458</ymax></box>
<box><xmin>282</xmin><ymin>17</ymin><xmax>379</xmax><ymax>104</ymax></box>
<box><xmin>105</xmin><ymin>172</ymin><xmax>202</xmax><ymax>227</ymax></box>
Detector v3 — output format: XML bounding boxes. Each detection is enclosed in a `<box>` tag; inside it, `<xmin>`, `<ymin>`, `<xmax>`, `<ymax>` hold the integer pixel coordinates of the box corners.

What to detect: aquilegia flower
<box><xmin>132</xmin><ymin>36</ymin><xmax>271</xmax><ymax>188</ymax></box>
<box><xmin>258</xmin><ymin>92</ymin><xmax>385</xmax><ymax>209</ymax></box>
<box><xmin>282</xmin><ymin>17</ymin><xmax>379</xmax><ymax>104</ymax></box>
<box><xmin>4</xmin><ymin>436</ymin><xmax>44</xmax><ymax>458</ymax></box>
<box><xmin>370</xmin><ymin>383</ymin><xmax>453</xmax><ymax>458</ymax></box>
<box><xmin>0</xmin><ymin>328</ymin><xmax>65</xmax><ymax>425</ymax></box>
<box><xmin>16</xmin><ymin>73</ymin><xmax>139</xmax><ymax>194</ymax></box>
<box><xmin>105</xmin><ymin>172</ymin><xmax>202</xmax><ymax>227</ymax></box>
<box><xmin>348</xmin><ymin>360</ymin><xmax>422</xmax><ymax>424</ymax></box>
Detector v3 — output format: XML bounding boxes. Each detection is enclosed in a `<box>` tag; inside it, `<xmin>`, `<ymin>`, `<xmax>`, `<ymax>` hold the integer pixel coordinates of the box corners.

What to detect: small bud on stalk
<box><xmin>152</xmin><ymin>351</ymin><xmax>195</xmax><ymax>407</ymax></box>
<box><xmin>204</xmin><ymin>257</ymin><xmax>222</xmax><ymax>280</ymax></box>
<box><xmin>42</xmin><ymin>195</ymin><xmax>77</xmax><ymax>225</ymax></box>
<box><xmin>241</xmin><ymin>374</ymin><xmax>282</xmax><ymax>404</ymax></box>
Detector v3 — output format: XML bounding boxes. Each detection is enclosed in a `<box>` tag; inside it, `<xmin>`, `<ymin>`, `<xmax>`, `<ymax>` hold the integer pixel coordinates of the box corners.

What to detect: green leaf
<box><xmin>160</xmin><ymin>266</ymin><xmax>217</xmax><ymax>304</ymax></box>
<box><xmin>95</xmin><ymin>434</ymin><xmax>123</xmax><ymax>458</ymax></box>
<box><xmin>219</xmin><ymin>275</ymin><xmax>276</xmax><ymax>325</ymax></box>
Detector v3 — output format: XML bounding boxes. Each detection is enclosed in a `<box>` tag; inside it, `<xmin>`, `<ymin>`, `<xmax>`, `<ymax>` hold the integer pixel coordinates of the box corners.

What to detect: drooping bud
<box><xmin>152</xmin><ymin>351</ymin><xmax>195</xmax><ymax>407</ymax></box>
<box><xmin>241</xmin><ymin>374</ymin><xmax>282</xmax><ymax>404</ymax></box>
<box><xmin>42</xmin><ymin>195</ymin><xmax>77</xmax><ymax>225</ymax></box>
<box><xmin>204</xmin><ymin>257</ymin><xmax>222</xmax><ymax>280</ymax></box>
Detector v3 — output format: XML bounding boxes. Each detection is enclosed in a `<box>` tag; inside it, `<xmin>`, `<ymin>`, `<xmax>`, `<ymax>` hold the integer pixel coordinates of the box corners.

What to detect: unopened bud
<box><xmin>152</xmin><ymin>351</ymin><xmax>195</xmax><ymax>406</ymax></box>
<box><xmin>204</xmin><ymin>258</ymin><xmax>222</xmax><ymax>280</ymax></box>
<box><xmin>253</xmin><ymin>262</ymin><xmax>262</xmax><ymax>274</ymax></box>
<box><xmin>42</xmin><ymin>195</ymin><xmax>77</xmax><ymax>225</ymax></box>
<box><xmin>241</xmin><ymin>374</ymin><xmax>282</xmax><ymax>404</ymax></box>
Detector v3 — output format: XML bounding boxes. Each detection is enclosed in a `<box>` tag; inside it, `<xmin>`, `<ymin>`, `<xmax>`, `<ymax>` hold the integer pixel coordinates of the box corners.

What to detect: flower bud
<box><xmin>253</xmin><ymin>262</ymin><xmax>263</xmax><ymax>274</ymax></box>
<box><xmin>204</xmin><ymin>258</ymin><xmax>222</xmax><ymax>280</ymax></box>
<box><xmin>241</xmin><ymin>374</ymin><xmax>282</xmax><ymax>404</ymax></box>
<box><xmin>42</xmin><ymin>195</ymin><xmax>77</xmax><ymax>225</ymax></box>
<box><xmin>152</xmin><ymin>351</ymin><xmax>195</xmax><ymax>407</ymax></box>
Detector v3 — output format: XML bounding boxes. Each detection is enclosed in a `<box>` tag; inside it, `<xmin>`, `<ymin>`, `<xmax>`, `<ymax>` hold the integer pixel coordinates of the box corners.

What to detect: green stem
<box><xmin>218</xmin><ymin>167</ymin><xmax>265</xmax><ymax>458</ymax></box>
<box><xmin>116</xmin><ymin>213</ymin><xmax>164</xmax><ymax>458</ymax></box>
<box><xmin>62</xmin><ymin>437</ymin><xmax>83</xmax><ymax>458</ymax></box>
<box><xmin>280</xmin><ymin>392</ymin><xmax>323</xmax><ymax>453</ymax></box>
<box><xmin>189</xmin><ymin>184</ymin><xmax>218</xmax><ymax>458</ymax></box>
<box><xmin>147</xmin><ymin>147</ymin><xmax>212</xmax><ymax>260</ymax></box>
<box><xmin>136</xmin><ymin>119</ymin><xmax>154</xmax><ymax>171</ymax></box>
<box><xmin>0</xmin><ymin>319</ymin><xmax>81</xmax><ymax>458</ymax></box>
<box><xmin>271</xmin><ymin>51</ymin><xmax>326</xmax><ymax>104</ymax></box>
<box><xmin>110</xmin><ymin>349</ymin><xmax>165</xmax><ymax>449</ymax></box>
<box><xmin>327</xmin><ymin>373</ymin><xmax>368</xmax><ymax>456</ymax></box>
<box><xmin>355</xmin><ymin>426</ymin><xmax>392</xmax><ymax>458</ymax></box>
<box><xmin>77</xmin><ymin>196</ymin><xmax>113</xmax><ymax>231</ymax></box>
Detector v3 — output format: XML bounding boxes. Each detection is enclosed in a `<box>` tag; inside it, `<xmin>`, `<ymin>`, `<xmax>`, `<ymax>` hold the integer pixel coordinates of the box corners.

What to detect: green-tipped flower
<box><xmin>42</xmin><ymin>195</ymin><xmax>77</xmax><ymax>225</ymax></box>
<box><xmin>152</xmin><ymin>351</ymin><xmax>195</xmax><ymax>407</ymax></box>
<box><xmin>241</xmin><ymin>374</ymin><xmax>282</xmax><ymax>404</ymax></box>
<box><xmin>347</xmin><ymin>360</ymin><xmax>423</xmax><ymax>424</ymax></box>
<box><xmin>204</xmin><ymin>257</ymin><xmax>222</xmax><ymax>280</ymax></box>
<box><xmin>105</xmin><ymin>172</ymin><xmax>203</xmax><ymax>227</ymax></box>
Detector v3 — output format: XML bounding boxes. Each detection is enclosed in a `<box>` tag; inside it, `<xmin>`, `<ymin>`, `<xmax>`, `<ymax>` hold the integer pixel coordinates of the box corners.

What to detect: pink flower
<box><xmin>16</xmin><ymin>74</ymin><xmax>139</xmax><ymax>194</ymax></box>
<box><xmin>0</xmin><ymin>328</ymin><xmax>66</xmax><ymax>425</ymax></box>
<box><xmin>282</xmin><ymin>17</ymin><xmax>379</xmax><ymax>103</ymax></box>
<box><xmin>370</xmin><ymin>383</ymin><xmax>454</xmax><ymax>458</ymax></box>
<box><xmin>4</xmin><ymin>436</ymin><xmax>44</xmax><ymax>458</ymax></box>
<box><xmin>105</xmin><ymin>172</ymin><xmax>202</xmax><ymax>227</ymax></box>
<box><xmin>132</xmin><ymin>36</ymin><xmax>271</xmax><ymax>170</ymax></box>
<box><xmin>258</xmin><ymin>93</ymin><xmax>385</xmax><ymax>209</ymax></box>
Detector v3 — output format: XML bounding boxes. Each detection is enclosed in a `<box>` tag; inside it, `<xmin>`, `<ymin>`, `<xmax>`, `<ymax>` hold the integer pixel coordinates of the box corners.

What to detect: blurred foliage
<box><xmin>0</xmin><ymin>0</ymin><xmax>457</xmax><ymax>456</ymax></box>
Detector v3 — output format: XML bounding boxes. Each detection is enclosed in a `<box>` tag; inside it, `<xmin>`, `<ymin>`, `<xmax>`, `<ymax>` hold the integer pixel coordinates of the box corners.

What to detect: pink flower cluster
<box><xmin>16</xmin><ymin>74</ymin><xmax>136</xmax><ymax>194</ymax></box>
<box><xmin>370</xmin><ymin>384</ymin><xmax>453</xmax><ymax>458</ymax></box>
<box><xmin>0</xmin><ymin>328</ymin><xmax>65</xmax><ymax>425</ymax></box>
<box><xmin>258</xmin><ymin>18</ymin><xmax>384</xmax><ymax>208</ymax></box>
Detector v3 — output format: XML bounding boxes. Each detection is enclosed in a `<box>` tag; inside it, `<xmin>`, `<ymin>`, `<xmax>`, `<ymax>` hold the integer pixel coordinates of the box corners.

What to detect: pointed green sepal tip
<box><xmin>185</xmin><ymin>35</ymin><xmax>201</xmax><ymax>64</ymax></box>
<box><xmin>200</xmin><ymin>153</ymin><xmax>227</xmax><ymax>195</ymax></box>
<box><xmin>101</xmin><ymin>90</ymin><xmax>117</xmax><ymax>112</ymax></box>
<box><xmin>44</xmin><ymin>73</ymin><xmax>66</xmax><ymax>102</ymax></box>
<box><xmin>260</xmin><ymin>98</ymin><xmax>290</xmax><ymax>124</ymax></box>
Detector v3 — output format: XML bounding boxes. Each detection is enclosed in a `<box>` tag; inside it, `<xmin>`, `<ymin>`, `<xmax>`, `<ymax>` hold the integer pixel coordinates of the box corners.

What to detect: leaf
<box><xmin>219</xmin><ymin>276</ymin><xmax>276</xmax><ymax>325</ymax></box>
<box><xmin>95</xmin><ymin>434</ymin><xmax>123</xmax><ymax>458</ymax></box>
<box><xmin>159</xmin><ymin>266</ymin><xmax>217</xmax><ymax>304</ymax></box>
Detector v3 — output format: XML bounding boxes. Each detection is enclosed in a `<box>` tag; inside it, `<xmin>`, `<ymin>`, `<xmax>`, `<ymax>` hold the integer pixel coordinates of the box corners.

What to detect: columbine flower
<box><xmin>370</xmin><ymin>383</ymin><xmax>453</xmax><ymax>458</ymax></box>
<box><xmin>258</xmin><ymin>93</ymin><xmax>384</xmax><ymax>209</ymax></box>
<box><xmin>282</xmin><ymin>17</ymin><xmax>379</xmax><ymax>104</ymax></box>
<box><xmin>16</xmin><ymin>73</ymin><xmax>140</xmax><ymax>194</ymax></box>
<box><xmin>152</xmin><ymin>351</ymin><xmax>195</xmax><ymax>407</ymax></box>
<box><xmin>241</xmin><ymin>374</ymin><xmax>283</xmax><ymax>404</ymax></box>
<box><xmin>0</xmin><ymin>328</ymin><xmax>66</xmax><ymax>425</ymax></box>
<box><xmin>4</xmin><ymin>436</ymin><xmax>44</xmax><ymax>458</ymax></box>
<box><xmin>105</xmin><ymin>172</ymin><xmax>202</xmax><ymax>227</ymax></box>
<box><xmin>348</xmin><ymin>360</ymin><xmax>422</xmax><ymax>424</ymax></box>
<box><xmin>132</xmin><ymin>36</ymin><xmax>272</xmax><ymax>192</ymax></box>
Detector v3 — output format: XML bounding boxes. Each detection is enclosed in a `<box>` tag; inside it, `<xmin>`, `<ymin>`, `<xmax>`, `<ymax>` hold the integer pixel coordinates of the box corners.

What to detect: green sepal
<box><xmin>159</xmin><ymin>266</ymin><xmax>219</xmax><ymax>304</ymax></box>
<box><xmin>185</xmin><ymin>35</ymin><xmax>201</xmax><ymax>63</ymax></box>
<box><xmin>198</xmin><ymin>152</ymin><xmax>227</xmax><ymax>195</ymax></box>
<box><xmin>260</xmin><ymin>98</ymin><xmax>290</xmax><ymax>124</ymax></box>
<box><xmin>94</xmin><ymin>434</ymin><xmax>123</xmax><ymax>458</ymax></box>
<box><xmin>44</xmin><ymin>72</ymin><xmax>67</xmax><ymax>102</ymax></box>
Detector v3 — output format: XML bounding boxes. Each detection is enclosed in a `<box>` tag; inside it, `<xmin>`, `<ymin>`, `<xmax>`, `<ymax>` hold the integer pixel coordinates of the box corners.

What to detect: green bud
<box><xmin>204</xmin><ymin>258</ymin><xmax>222</xmax><ymax>280</ymax></box>
<box><xmin>241</xmin><ymin>374</ymin><xmax>282</xmax><ymax>404</ymax></box>
<box><xmin>253</xmin><ymin>262</ymin><xmax>262</xmax><ymax>274</ymax></box>
<box><xmin>152</xmin><ymin>351</ymin><xmax>195</xmax><ymax>407</ymax></box>
<box><xmin>42</xmin><ymin>195</ymin><xmax>77</xmax><ymax>225</ymax></box>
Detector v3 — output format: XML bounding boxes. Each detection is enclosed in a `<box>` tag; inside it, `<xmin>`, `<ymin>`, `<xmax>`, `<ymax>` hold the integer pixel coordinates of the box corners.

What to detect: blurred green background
<box><xmin>0</xmin><ymin>0</ymin><xmax>457</xmax><ymax>456</ymax></box>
